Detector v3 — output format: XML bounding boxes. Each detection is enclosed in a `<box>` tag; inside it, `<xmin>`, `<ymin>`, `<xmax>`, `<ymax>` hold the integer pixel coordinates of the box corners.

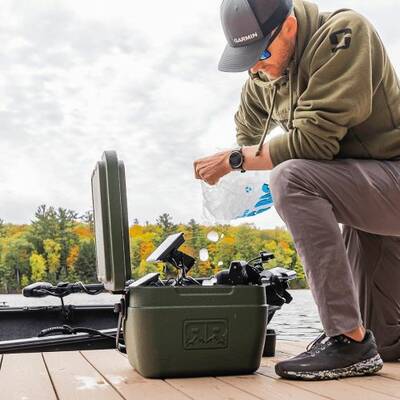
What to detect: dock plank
<box><xmin>340</xmin><ymin>376</ymin><xmax>400</xmax><ymax>399</ymax></box>
<box><xmin>43</xmin><ymin>351</ymin><xmax>123</xmax><ymax>400</ymax></box>
<box><xmin>0</xmin><ymin>353</ymin><xmax>57</xmax><ymax>400</ymax></box>
<box><xmin>218</xmin><ymin>373</ymin><xmax>331</xmax><ymax>400</ymax></box>
<box><xmin>81</xmin><ymin>349</ymin><xmax>191</xmax><ymax>400</ymax></box>
<box><xmin>166</xmin><ymin>376</ymin><xmax>261</xmax><ymax>400</ymax></box>
<box><xmin>1</xmin><ymin>340</ymin><xmax>399</xmax><ymax>400</ymax></box>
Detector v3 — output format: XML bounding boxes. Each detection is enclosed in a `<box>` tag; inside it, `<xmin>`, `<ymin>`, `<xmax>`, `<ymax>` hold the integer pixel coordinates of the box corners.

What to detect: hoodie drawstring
<box><xmin>256</xmin><ymin>84</ymin><xmax>278</xmax><ymax>156</ymax></box>
<box><xmin>288</xmin><ymin>65</ymin><xmax>295</xmax><ymax>130</ymax></box>
<box><xmin>255</xmin><ymin>65</ymin><xmax>296</xmax><ymax>156</ymax></box>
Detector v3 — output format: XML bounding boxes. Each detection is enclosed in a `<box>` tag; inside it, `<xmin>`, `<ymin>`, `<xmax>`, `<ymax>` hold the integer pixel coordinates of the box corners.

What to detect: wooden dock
<box><xmin>1</xmin><ymin>340</ymin><xmax>399</xmax><ymax>400</ymax></box>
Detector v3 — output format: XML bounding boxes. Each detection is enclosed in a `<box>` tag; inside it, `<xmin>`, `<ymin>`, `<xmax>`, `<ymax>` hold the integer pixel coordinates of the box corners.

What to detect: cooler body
<box><xmin>125</xmin><ymin>285</ymin><xmax>268</xmax><ymax>378</ymax></box>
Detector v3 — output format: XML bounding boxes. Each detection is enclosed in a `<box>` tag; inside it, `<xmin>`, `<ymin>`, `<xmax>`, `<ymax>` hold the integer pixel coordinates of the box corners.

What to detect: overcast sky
<box><xmin>0</xmin><ymin>0</ymin><xmax>399</xmax><ymax>229</ymax></box>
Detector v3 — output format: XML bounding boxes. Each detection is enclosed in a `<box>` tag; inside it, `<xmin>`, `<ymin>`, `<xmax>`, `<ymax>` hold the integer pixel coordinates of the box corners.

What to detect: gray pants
<box><xmin>269</xmin><ymin>158</ymin><xmax>400</xmax><ymax>361</ymax></box>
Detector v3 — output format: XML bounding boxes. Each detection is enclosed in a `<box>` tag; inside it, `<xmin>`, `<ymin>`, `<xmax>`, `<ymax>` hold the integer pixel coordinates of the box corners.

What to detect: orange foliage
<box><xmin>6</xmin><ymin>225</ymin><xmax>29</xmax><ymax>239</ymax></box>
<box><xmin>180</xmin><ymin>244</ymin><xmax>195</xmax><ymax>257</ymax></box>
<box><xmin>130</xmin><ymin>225</ymin><xmax>144</xmax><ymax>237</ymax></box>
<box><xmin>278</xmin><ymin>240</ymin><xmax>289</xmax><ymax>250</ymax></box>
<box><xmin>73</xmin><ymin>225</ymin><xmax>92</xmax><ymax>239</ymax></box>
<box><xmin>140</xmin><ymin>241</ymin><xmax>155</xmax><ymax>259</ymax></box>
<box><xmin>221</xmin><ymin>236</ymin><xmax>235</xmax><ymax>245</ymax></box>
<box><xmin>67</xmin><ymin>245</ymin><xmax>80</xmax><ymax>270</ymax></box>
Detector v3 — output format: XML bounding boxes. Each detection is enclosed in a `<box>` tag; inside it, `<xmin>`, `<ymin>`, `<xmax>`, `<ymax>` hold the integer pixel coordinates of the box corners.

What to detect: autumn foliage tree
<box><xmin>0</xmin><ymin>209</ymin><xmax>308</xmax><ymax>292</ymax></box>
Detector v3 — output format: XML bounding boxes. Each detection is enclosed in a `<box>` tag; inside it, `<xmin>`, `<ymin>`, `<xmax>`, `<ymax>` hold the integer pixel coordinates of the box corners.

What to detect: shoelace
<box><xmin>305</xmin><ymin>332</ymin><xmax>353</xmax><ymax>356</ymax></box>
<box><xmin>306</xmin><ymin>332</ymin><xmax>326</xmax><ymax>351</ymax></box>
<box><xmin>305</xmin><ymin>332</ymin><xmax>337</xmax><ymax>355</ymax></box>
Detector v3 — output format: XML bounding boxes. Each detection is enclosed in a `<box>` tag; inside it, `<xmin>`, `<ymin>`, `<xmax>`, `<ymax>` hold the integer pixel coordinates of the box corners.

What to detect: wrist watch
<box><xmin>229</xmin><ymin>148</ymin><xmax>246</xmax><ymax>173</ymax></box>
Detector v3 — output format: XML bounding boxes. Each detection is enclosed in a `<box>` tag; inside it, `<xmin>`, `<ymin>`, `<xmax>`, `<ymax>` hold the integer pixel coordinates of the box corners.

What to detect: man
<box><xmin>194</xmin><ymin>0</ymin><xmax>400</xmax><ymax>380</ymax></box>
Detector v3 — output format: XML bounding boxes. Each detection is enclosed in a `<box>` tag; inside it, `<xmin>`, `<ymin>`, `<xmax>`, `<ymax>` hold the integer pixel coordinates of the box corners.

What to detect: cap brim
<box><xmin>218</xmin><ymin>34</ymin><xmax>271</xmax><ymax>73</ymax></box>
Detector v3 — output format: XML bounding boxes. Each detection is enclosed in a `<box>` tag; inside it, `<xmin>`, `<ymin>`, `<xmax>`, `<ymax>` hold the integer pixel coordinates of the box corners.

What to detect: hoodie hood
<box><xmin>292</xmin><ymin>0</ymin><xmax>321</xmax><ymax>67</ymax></box>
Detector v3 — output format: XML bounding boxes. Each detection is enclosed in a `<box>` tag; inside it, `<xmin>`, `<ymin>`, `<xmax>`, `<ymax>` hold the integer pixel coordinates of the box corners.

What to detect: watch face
<box><xmin>229</xmin><ymin>151</ymin><xmax>243</xmax><ymax>168</ymax></box>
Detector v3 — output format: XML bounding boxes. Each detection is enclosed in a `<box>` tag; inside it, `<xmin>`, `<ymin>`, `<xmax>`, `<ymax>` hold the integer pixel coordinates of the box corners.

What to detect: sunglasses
<box><xmin>259</xmin><ymin>23</ymin><xmax>284</xmax><ymax>61</ymax></box>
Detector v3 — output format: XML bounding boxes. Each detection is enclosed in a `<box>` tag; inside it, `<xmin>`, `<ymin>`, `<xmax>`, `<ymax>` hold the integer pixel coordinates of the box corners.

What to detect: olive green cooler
<box><xmin>124</xmin><ymin>285</ymin><xmax>268</xmax><ymax>378</ymax></box>
<box><xmin>91</xmin><ymin>152</ymin><xmax>269</xmax><ymax>379</ymax></box>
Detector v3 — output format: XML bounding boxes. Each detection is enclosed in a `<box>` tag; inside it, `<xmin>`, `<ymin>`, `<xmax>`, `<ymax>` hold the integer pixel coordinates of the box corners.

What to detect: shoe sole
<box><xmin>278</xmin><ymin>353</ymin><xmax>384</xmax><ymax>381</ymax></box>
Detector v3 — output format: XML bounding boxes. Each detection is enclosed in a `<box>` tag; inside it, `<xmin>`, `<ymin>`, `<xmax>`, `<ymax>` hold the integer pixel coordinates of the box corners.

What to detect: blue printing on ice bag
<box><xmin>235</xmin><ymin>183</ymin><xmax>274</xmax><ymax>219</ymax></box>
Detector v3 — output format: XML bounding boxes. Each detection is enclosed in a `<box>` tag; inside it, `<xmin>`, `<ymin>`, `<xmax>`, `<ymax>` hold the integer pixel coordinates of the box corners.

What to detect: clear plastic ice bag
<box><xmin>201</xmin><ymin>171</ymin><xmax>273</xmax><ymax>224</ymax></box>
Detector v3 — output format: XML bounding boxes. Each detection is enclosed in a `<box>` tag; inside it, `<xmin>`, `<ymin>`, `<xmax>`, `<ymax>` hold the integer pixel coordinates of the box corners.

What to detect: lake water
<box><xmin>0</xmin><ymin>289</ymin><xmax>323</xmax><ymax>343</ymax></box>
<box><xmin>267</xmin><ymin>289</ymin><xmax>324</xmax><ymax>342</ymax></box>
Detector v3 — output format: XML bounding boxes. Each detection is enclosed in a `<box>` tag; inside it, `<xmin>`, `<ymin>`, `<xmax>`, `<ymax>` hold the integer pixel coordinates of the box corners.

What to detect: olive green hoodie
<box><xmin>235</xmin><ymin>0</ymin><xmax>400</xmax><ymax>166</ymax></box>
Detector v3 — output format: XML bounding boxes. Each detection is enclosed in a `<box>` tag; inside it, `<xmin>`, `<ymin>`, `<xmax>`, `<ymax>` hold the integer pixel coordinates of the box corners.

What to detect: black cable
<box><xmin>75</xmin><ymin>281</ymin><xmax>104</xmax><ymax>295</ymax></box>
<box><xmin>38</xmin><ymin>324</ymin><xmax>120</xmax><ymax>342</ymax></box>
<box><xmin>37</xmin><ymin>288</ymin><xmax>70</xmax><ymax>298</ymax></box>
<box><xmin>34</xmin><ymin>282</ymin><xmax>104</xmax><ymax>298</ymax></box>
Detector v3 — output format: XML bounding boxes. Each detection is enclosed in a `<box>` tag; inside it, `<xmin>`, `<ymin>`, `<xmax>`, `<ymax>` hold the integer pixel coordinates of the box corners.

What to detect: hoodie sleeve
<box><xmin>235</xmin><ymin>78</ymin><xmax>278</xmax><ymax>146</ymax></box>
<box><xmin>269</xmin><ymin>11</ymin><xmax>384</xmax><ymax>166</ymax></box>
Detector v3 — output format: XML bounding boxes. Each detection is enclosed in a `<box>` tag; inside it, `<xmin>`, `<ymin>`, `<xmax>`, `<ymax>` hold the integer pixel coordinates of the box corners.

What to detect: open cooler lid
<box><xmin>91</xmin><ymin>151</ymin><xmax>131</xmax><ymax>292</ymax></box>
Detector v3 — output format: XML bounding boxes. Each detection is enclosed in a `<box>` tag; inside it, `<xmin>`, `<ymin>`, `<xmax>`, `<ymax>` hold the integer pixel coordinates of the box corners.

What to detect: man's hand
<box><xmin>194</xmin><ymin>150</ymin><xmax>232</xmax><ymax>186</ymax></box>
<box><xmin>194</xmin><ymin>143</ymin><xmax>274</xmax><ymax>185</ymax></box>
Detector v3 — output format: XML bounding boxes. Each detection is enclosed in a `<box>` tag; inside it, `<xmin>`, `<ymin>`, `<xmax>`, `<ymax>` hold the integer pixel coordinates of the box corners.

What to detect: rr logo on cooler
<box><xmin>184</xmin><ymin>320</ymin><xmax>228</xmax><ymax>350</ymax></box>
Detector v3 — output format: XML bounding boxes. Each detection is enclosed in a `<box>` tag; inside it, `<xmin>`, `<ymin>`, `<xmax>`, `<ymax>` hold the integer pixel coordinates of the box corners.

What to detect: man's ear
<box><xmin>282</xmin><ymin>15</ymin><xmax>298</xmax><ymax>39</ymax></box>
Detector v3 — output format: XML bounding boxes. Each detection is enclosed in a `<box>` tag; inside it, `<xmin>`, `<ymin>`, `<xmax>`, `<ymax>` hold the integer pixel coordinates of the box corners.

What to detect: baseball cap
<box><xmin>218</xmin><ymin>0</ymin><xmax>293</xmax><ymax>72</ymax></box>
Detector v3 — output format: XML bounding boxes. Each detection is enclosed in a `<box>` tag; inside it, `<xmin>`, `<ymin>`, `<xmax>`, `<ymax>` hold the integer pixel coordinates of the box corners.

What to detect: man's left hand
<box><xmin>194</xmin><ymin>150</ymin><xmax>232</xmax><ymax>185</ymax></box>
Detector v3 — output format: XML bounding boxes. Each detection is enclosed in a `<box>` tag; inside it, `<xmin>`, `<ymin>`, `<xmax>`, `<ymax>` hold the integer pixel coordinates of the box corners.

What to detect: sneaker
<box><xmin>275</xmin><ymin>329</ymin><xmax>384</xmax><ymax>380</ymax></box>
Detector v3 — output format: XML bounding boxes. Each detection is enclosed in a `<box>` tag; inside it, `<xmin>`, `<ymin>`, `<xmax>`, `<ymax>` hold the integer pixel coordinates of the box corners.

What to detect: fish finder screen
<box><xmin>147</xmin><ymin>232</ymin><xmax>184</xmax><ymax>262</ymax></box>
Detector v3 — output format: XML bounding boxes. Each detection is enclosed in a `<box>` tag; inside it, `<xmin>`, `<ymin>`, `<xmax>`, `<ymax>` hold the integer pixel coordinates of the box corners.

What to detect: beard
<box><xmin>258</xmin><ymin>37</ymin><xmax>295</xmax><ymax>80</ymax></box>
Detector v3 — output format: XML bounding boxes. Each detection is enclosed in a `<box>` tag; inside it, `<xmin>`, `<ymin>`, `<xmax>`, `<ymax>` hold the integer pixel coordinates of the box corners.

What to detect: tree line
<box><xmin>0</xmin><ymin>207</ymin><xmax>307</xmax><ymax>293</ymax></box>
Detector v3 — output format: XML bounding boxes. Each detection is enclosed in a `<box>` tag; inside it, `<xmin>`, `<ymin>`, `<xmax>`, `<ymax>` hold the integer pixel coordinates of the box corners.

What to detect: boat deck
<box><xmin>1</xmin><ymin>340</ymin><xmax>399</xmax><ymax>400</ymax></box>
